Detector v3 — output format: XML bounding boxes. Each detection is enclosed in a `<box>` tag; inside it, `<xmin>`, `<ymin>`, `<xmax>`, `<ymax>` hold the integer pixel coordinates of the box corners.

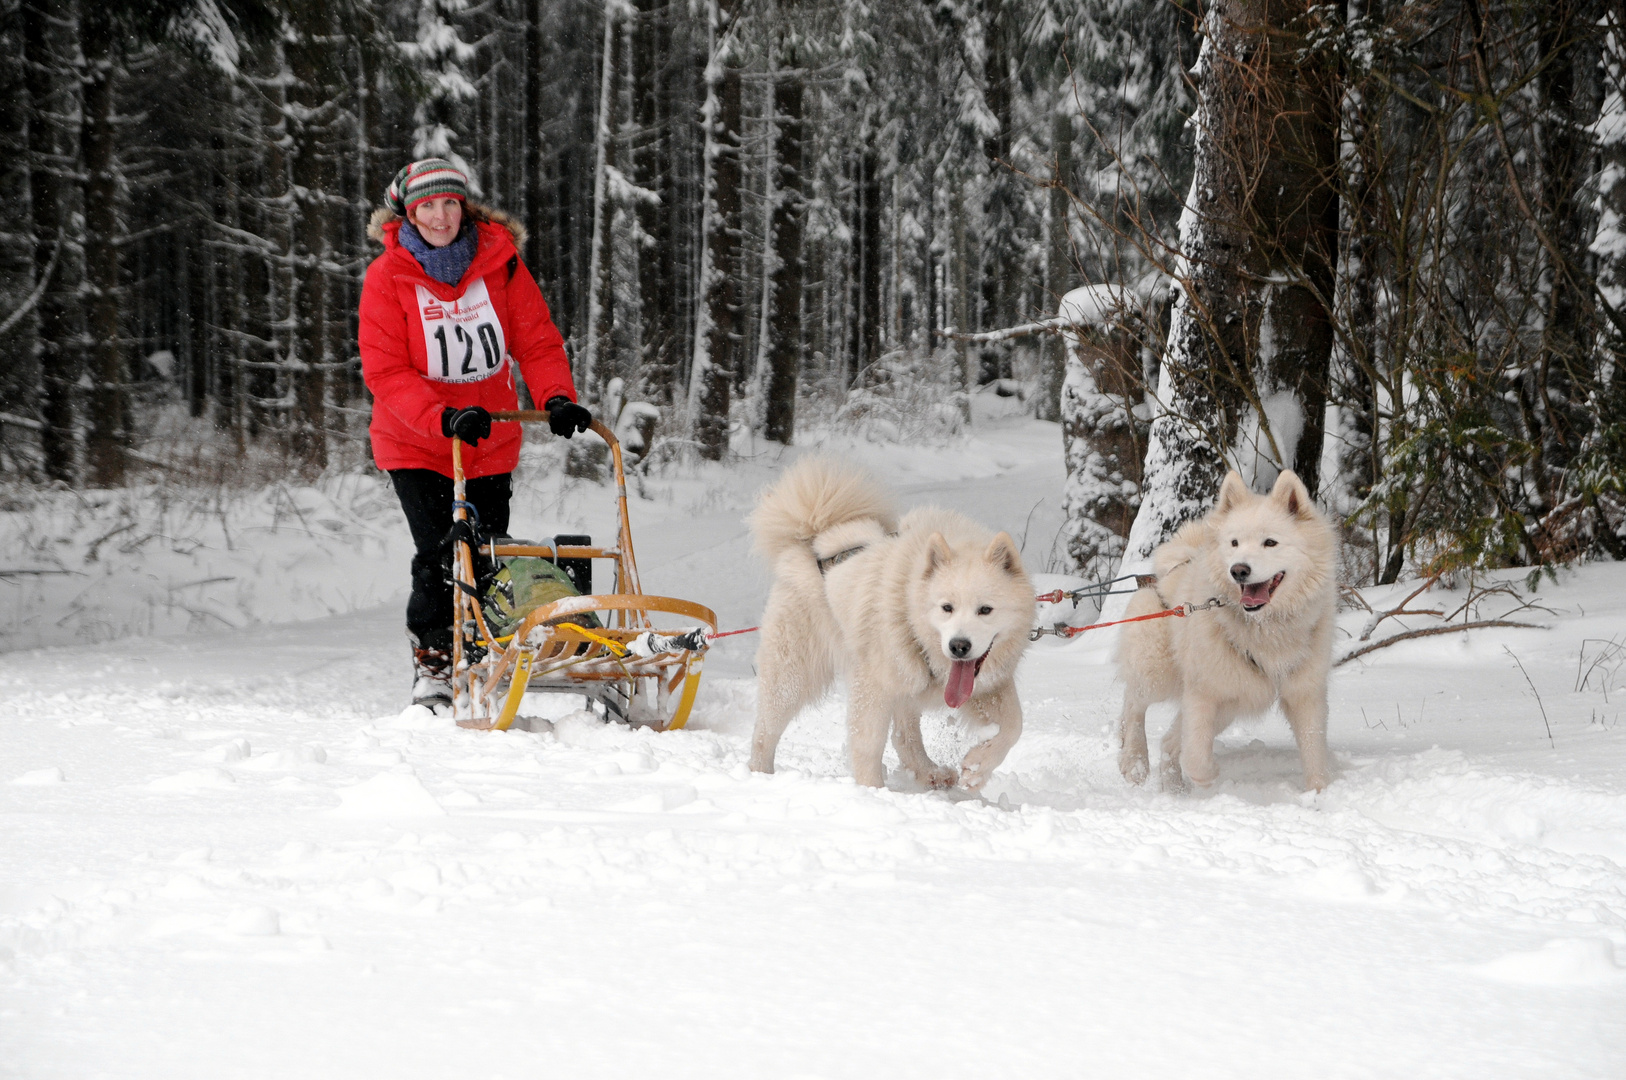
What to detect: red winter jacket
<box><xmin>359</xmin><ymin>204</ymin><xmax>577</xmax><ymax>478</ymax></box>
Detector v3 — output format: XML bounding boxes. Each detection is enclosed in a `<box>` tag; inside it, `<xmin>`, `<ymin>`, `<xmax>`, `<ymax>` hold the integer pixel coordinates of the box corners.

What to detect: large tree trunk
<box><xmin>1527</xmin><ymin>0</ymin><xmax>1593</xmax><ymax>508</ymax></box>
<box><xmin>582</xmin><ymin>0</ymin><xmax>621</xmax><ymax>400</ymax></box>
<box><xmin>23</xmin><ymin>0</ymin><xmax>78</xmax><ymax>482</ymax></box>
<box><xmin>763</xmin><ymin>49</ymin><xmax>805</xmax><ymax>445</ymax></box>
<box><xmin>858</xmin><ymin>143</ymin><xmax>882</xmax><ymax>383</ymax></box>
<box><xmin>80</xmin><ymin>9</ymin><xmax>125</xmax><ymax>487</ymax></box>
<box><xmin>1116</xmin><ymin>0</ymin><xmax>1341</xmax><ymax>585</ymax></box>
<box><xmin>1588</xmin><ymin>7</ymin><xmax>1626</xmax><ymax>555</ymax></box>
<box><xmin>633</xmin><ymin>0</ymin><xmax>674</xmax><ymax>404</ymax></box>
<box><xmin>523</xmin><ymin>0</ymin><xmax>546</xmax><ymax>274</ymax></box>
<box><xmin>288</xmin><ymin>27</ymin><xmax>332</xmax><ymax>479</ymax></box>
<box><xmin>259</xmin><ymin>43</ymin><xmax>296</xmax><ymax>451</ymax></box>
<box><xmin>1600</xmin><ymin>10</ymin><xmax>1626</xmax><ymax>343</ymax></box>
<box><xmin>1040</xmin><ymin>111</ymin><xmax>1073</xmax><ymax>423</ymax></box>
<box><xmin>215</xmin><ymin>117</ymin><xmax>243</xmax><ymax>447</ymax></box>
<box><xmin>182</xmin><ymin>229</ymin><xmax>207</xmax><ymax>419</ymax></box>
<box><xmin>1254</xmin><ymin>4</ymin><xmax>1339</xmax><ymax>502</ymax></box>
<box><xmin>691</xmin><ymin>0</ymin><xmax>742</xmax><ymax>459</ymax></box>
<box><xmin>951</xmin><ymin>171</ymin><xmax>972</xmax><ymax>422</ymax></box>
<box><xmin>981</xmin><ymin>0</ymin><xmax>1018</xmax><ymax>337</ymax></box>
<box><xmin>1328</xmin><ymin>0</ymin><xmax>1384</xmax><ymax>579</ymax></box>
<box><xmin>1062</xmin><ymin>328</ymin><xmax>1146</xmax><ymax>579</ymax></box>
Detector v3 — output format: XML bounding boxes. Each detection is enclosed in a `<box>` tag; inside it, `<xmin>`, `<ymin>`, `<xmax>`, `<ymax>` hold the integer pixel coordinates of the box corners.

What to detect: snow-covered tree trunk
<box><xmin>288</xmin><ymin>19</ymin><xmax>336</xmax><ymax>478</ymax></box>
<box><xmin>81</xmin><ymin>8</ymin><xmax>127</xmax><ymax>487</ymax></box>
<box><xmin>950</xmin><ymin>170</ymin><xmax>972</xmax><ymax>422</ymax></box>
<box><xmin>23</xmin><ymin>0</ymin><xmax>81</xmax><ymax>483</ymax></box>
<box><xmin>1039</xmin><ymin>110</ymin><xmax>1073</xmax><ymax>424</ymax></box>
<box><xmin>1522</xmin><ymin>0</ymin><xmax>1595</xmax><ymax>516</ymax></box>
<box><xmin>1580</xmin><ymin>6</ymin><xmax>1626</xmax><ymax>556</ymax></box>
<box><xmin>522</xmin><ymin>0</ymin><xmax>546</xmax><ymax>274</ymax></box>
<box><xmin>1115</xmin><ymin>32</ymin><xmax>1248</xmax><ymax>585</ymax></box>
<box><xmin>581</xmin><ymin>0</ymin><xmax>622</xmax><ymax>401</ymax></box>
<box><xmin>258</xmin><ymin>41</ymin><xmax>298</xmax><ymax>455</ymax></box>
<box><xmin>1061</xmin><ymin>321</ymin><xmax>1146</xmax><ymax>580</ymax></box>
<box><xmin>690</xmin><ymin>0</ymin><xmax>742</xmax><ymax>460</ymax></box>
<box><xmin>215</xmin><ymin>137</ymin><xmax>243</xmax><ymax>447</ymax></box>
<box><xmin>763</xmin><ymin>29</ymin><xmax>805</xmax><ymax>445</ymax></box>
<box><xmin>978</xmin><ymin>0</ymin><xmax>1019</xmax><ymax>335</ymax></box>
<box><xmin>1114</xmin><ymin>0</ymin><xmax>1339</xmax><ymax>596</ymax></box>
<box><xmin>850</xmin><ymin>141</ymin><xmax>882</xmax><ymax>385</ymax></box>
<box><xmin>632</xmin><ymin>0</ymin><xmax>675</xmax><ymax>405</ymax></box>
<box><xmin>1599</xmin><ymin>11</ymin><xmax>1626</xmax><ymax>358</ymax></box>
<box><xmin>1326</xmin><ymin>0</ymin><xmax>1383</xmax><ymax>565</ymax></box>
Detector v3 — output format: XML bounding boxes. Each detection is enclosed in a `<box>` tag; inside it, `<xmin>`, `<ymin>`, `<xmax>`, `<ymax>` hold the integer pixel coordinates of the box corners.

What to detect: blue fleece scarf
<box><xmin>399</xmin><ymin>218</ymin><xmax>478</xmax><ymax>286</ymax></box>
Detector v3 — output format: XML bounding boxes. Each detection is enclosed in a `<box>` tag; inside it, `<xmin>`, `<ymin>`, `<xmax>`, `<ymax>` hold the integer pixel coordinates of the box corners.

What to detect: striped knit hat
<box><xmin>385</xmin><ymin>158</ymin><xmax>469</xmax><ymax>215</ymax></box>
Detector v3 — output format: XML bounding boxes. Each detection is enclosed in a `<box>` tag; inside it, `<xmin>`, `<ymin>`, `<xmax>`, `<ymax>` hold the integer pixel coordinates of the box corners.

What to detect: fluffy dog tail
<box><xmin>748</xmin><ymin>456</ymin><xmax>897</xmax><ymax>562</ymax></box>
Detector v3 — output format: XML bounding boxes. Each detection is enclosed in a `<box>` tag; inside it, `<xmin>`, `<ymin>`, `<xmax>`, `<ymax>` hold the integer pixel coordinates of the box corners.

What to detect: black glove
<box><xmin>441</xmin><ymin>406</ymin><xmax>492</xmax><ymax>446</ymax></box>
<box><xmin>545</xmin><ymin>396</ymin><xmax>592</xmax><ymax>439</ymax></box>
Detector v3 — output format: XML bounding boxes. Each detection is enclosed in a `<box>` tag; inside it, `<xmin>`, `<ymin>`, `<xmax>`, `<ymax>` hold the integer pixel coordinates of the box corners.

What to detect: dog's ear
<box><xmin>1215</xmin><ymin>471</ymin><xmax>1250</xmax><ymax>516</ymax></box>
<box><xmin>1270</xmin><ymin>470</ymin><xmax>1315</xmax><ymax>519</ymax></box>
<box><xmin>923</xmin><ymin>533</ymin><xmax>952</xmax><ymax>577</ymax></box>
<box><xmin>984</xmin><ymin>532</ymin><xmax>1020</xmax><ymax>574</ymax></box>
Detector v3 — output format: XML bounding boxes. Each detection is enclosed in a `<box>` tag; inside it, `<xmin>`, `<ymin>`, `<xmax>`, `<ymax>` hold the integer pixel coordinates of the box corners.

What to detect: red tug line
<box><xmin>704</xmin><ymin>576</ymin><xmax>1220</xmax><ymax>643</ymax></box>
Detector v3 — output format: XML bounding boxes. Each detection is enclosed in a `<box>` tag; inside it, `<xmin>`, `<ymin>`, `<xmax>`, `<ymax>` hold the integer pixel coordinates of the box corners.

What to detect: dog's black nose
<box><xmin>1230</xmin><ymin>563</ymin><xmax>1252</xmax><ymax>583</ymax></box>
<box><xmin>949</xmin><ymin>637</ymin><xmax>972</xmax><ymax>659</ymax></box>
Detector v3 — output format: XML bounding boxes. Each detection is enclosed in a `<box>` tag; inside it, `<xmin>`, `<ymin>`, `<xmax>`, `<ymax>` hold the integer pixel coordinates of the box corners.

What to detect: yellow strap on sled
<box><xmin>569</xmin><ymin>625</ymin><xmax>629</xmax><ymax>657</ymax></box>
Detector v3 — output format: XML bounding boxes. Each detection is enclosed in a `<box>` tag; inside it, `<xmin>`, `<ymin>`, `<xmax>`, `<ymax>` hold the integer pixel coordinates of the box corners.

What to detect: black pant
<box><xmin>391</xmin><ymin>469</ymin><xmax>513</xmax><ymax>651</ymax></box>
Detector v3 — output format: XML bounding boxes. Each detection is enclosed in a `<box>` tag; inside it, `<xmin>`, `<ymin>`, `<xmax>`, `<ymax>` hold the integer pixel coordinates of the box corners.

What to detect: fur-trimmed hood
<box><xmin>367</xmin><ymin>200</ymin><xmax>527</xmax><ymax>250</ymax></box>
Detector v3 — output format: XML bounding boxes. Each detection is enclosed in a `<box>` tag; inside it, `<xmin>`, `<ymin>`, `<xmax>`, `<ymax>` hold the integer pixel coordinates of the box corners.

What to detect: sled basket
<box><xmin>449</xmin><ymin>411</ymin><xmax>718</xmax><ymax>733</ymax></box>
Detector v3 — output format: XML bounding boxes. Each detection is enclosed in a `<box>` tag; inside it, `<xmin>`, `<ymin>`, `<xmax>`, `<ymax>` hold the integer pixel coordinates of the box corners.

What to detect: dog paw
<box><xmin>1119</xmin><ymin>749</ymin><xmax>1150</xmax><ymax>785</ymax></box>
<box><xmin>958</xmin><ymin>751</ymin><xmax>998</xmax><ymax>792</ymax></box>
<box><xmin>1303</xmin><ymin>770</ymin><xmax>1330</xmax><ymax>793</ymax></box>
<box><xmin>1158</xmin><ymin>757</ymin><xmax>1187</xmax><ymax>793</ymax></box>
<box><xmin>913</xmin><ymin>764</ymin><xmax>958</xmax><ymax>789</ymax></box>
<box><xmin>1179</xmin><ymin>752</ymin><xmax>1217</xmax><ymax>788</ymax></box>
<box><xmin>1182</xmin><ymin>766</ymin><xmax>1217</xmax><ymax>788</ymax></box>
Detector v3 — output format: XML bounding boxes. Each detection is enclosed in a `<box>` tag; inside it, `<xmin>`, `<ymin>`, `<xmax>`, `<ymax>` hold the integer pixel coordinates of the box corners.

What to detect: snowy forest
<box><xmin>0</xmin><ymin>0</ymin><xmax>1623</xmax><ymax>587</ymax></box>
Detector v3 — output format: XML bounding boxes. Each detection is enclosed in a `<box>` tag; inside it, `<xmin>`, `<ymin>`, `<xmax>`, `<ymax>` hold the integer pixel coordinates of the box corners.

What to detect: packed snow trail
<box><xmin>4</xmin><ymin>412</ymin><xmax>1626</xmax><ymax>1077</ymax></box>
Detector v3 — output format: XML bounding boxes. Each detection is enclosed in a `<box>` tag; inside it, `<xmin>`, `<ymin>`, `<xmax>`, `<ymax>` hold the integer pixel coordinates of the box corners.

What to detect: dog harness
<box><xmin>816</xmin><ymin>545</ymin><xmax>867</xmax><ymax>575</ymax></box>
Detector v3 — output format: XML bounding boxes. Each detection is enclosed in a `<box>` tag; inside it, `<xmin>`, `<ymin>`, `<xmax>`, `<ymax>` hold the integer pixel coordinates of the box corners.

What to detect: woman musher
<box><xmin>359</xmin><ymin>158</ymin><xmax>592</xmax><ymax>709</ymax></box>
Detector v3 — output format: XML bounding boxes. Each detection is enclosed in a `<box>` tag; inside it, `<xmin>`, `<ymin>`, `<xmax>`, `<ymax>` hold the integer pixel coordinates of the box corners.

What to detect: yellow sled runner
<box><xmin>449</xmin><ymin>410</ymin><xmax>717</xmax><ymax>732</ymax></box>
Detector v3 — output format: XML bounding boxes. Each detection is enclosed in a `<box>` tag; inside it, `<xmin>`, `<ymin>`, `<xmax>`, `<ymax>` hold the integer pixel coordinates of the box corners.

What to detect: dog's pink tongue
<box><xmin>945</xmin><ymin>659</ymin><xmax>978</xmax><ymax>709</ymax></box>
<box><xmin>1241</xmin><ymin>581</ymin><xmax>1272</xmax><ymax>605</ymax></box>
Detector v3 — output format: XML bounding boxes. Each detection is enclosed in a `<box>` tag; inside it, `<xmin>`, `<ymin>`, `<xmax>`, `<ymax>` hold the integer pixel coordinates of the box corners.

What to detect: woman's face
<box><xmin>411</xmin><ymin>197</ymin><xmax>463</xmax><ymax>248</ymax></box>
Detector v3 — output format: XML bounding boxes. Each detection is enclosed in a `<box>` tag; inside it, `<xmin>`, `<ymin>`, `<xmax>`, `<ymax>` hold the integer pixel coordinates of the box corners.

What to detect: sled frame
<box><xmin>449</xmin><ymin>410</ymin><xmax>716</xmax><ymax>732</ymax></box>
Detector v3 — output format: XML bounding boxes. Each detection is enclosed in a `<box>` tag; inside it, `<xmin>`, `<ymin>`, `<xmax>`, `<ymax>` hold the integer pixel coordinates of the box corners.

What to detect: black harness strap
<box><xmin>816</xmin><ymin>545</ymin><xmax>866</xmax><ymax>575</ymax></box>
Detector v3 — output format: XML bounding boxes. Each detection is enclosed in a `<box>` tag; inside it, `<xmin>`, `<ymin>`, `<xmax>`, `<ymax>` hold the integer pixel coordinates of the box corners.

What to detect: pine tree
<box><xmin>763</xmin><ymin>11</ymin><xmax>807</xmax><ymax>444</ymax></box>
<box><xmin>406</xmin><ymin>0</ymin><xmax>477</xmax><ymax>166</ymax></box>
<box><xmin>690</xmin><ymin>0</ymin><xmax>743</xmax><ymax>459</ymax></box>
<box><xmin>20</xmin><ymin>0</ymin><xmax>83</xmax><ymax>482</ymax></box>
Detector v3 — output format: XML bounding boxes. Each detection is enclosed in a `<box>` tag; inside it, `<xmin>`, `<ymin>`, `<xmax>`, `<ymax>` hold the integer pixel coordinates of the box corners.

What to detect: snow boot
<box><xmin>410</xmin><ymin>643</ymin><xmax>453</xmax><ymax>710</ymax></box>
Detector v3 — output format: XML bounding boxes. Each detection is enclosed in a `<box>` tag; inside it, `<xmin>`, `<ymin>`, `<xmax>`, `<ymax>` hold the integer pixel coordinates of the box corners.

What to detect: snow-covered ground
<box><xmin>3</xmin><ymin>403</ymin><xmax>1625</xmax><ymax>1078</ymax></box>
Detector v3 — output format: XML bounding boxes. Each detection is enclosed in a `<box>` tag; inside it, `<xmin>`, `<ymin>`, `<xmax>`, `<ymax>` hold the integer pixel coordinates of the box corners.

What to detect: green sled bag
<box><xmin>481</xmin><ymin>556</ymin><xmax>602</xmax><ymax>639</ymax></box>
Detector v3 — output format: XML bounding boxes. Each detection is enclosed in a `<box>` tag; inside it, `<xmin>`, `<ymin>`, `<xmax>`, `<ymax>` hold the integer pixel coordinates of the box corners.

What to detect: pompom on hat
<box><xmin>385</xmin><ymin>158</ymin><xmax>469</xmax><ymax>215</ymax></box>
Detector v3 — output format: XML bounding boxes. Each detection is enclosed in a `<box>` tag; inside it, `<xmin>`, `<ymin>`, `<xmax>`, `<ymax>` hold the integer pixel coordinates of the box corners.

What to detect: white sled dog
<box><xmin>1117</xmin><ymin>469</ymin><xmax>1337</xmax><ymax>792</ymax></box>
<box><xmin>748</xmin><ymin>457</ymin><xmax>1035</xmax><ymax>791</ymax></box>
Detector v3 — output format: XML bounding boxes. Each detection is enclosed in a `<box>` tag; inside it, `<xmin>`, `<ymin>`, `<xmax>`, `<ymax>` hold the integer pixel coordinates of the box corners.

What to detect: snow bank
<box><xmin>0</xmin><ymin>475</ymin><xmax>412</xmax><ymax>653</ymax></box>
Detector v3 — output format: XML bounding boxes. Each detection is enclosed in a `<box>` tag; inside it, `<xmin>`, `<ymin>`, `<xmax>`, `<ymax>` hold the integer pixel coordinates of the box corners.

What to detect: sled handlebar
<box><xmin>488</xmin><ymin>410</ymin><xmax>618</xmax><ymax>450</ymax></box>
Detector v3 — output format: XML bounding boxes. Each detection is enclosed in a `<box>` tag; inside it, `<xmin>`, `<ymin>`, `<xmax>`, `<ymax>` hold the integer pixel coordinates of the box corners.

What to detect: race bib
<box><xmin>416</xmin><ymin>279</ymin><xmax>508</xmax><ymax>383</ymax></box>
